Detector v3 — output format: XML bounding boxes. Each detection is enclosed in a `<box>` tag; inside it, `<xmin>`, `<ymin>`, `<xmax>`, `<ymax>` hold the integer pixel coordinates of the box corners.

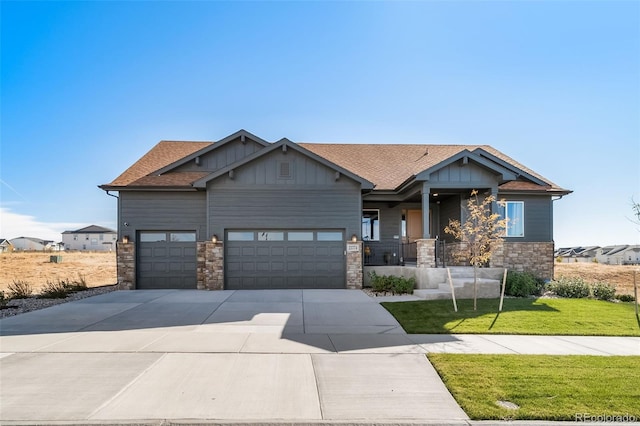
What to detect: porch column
<box><xmin>422</xmin><ymin>182</ymin><xmax>431</xmax><ymax>238</ymax></box>
<box><xmin>197</xmin><ymin>241</ymin><xmax>224</xmax><ymax>290</ymax></box>
<box><xmin>416</xmin><ymin>239</ymin><xmax>437</xmax><ymax>268</ymax></box>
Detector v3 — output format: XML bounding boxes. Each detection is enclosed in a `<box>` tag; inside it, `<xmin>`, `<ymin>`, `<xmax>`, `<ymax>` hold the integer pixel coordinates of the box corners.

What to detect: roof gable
<box><xmin>63</xmin><ymin>225</ymin><xmax>116</xmax><ymax>234</ymax></box>
<box><xmin>193</xmin><ymin>139</ymin><xmax>374</xmax><ymax>189</ymax></box>
<box><xmin>415</xmin><ymin>150</ymin><xmax>518</xmax><ymax>183</ymax></box>
<box><xmin>153</xmin><ymin>129</ymin><xmax>269</xmax><ymax>175</ymax></box>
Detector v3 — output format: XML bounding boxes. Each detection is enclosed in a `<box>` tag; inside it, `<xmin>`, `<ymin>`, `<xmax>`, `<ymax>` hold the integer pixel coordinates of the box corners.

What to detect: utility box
<box><xmin>50</xmin><ymin>255</ymin><xmax>63</xmax><ymax>263</ymax></box>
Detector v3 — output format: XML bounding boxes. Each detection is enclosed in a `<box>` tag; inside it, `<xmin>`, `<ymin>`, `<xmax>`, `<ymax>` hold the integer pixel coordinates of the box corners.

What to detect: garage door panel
<box><xmin>242</xmin><ymin>247</ymin><xmax>255</xmax><ymax>256</ymax></box>
<box><xmin>137</xmin><ymin>232</ymin><xmax>196</xmax><ymax>290</ymax></box>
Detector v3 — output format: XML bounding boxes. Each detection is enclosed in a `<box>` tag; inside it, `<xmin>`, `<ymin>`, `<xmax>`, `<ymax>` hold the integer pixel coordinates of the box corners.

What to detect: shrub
<box><xmin>591</xmin><ymin>282</ymin><xmax>616</xmax><ymax>301</ymax></box>
<box><xmin>547</xmin><ymin>277</ymin><xmax>590</xmax><ymax>298</ymax></box>
<box><xmin>369</xmin><ymin>271</ymin><xmax>414</xmax><ymax>294</ymax></box>
<box><xmin>615</xmin><ymin>294</ymin><xmax>636</xmax><ymax>303</ymax></box>
<box><xmin>0</xmin><ymin>291</ymin><xmax>6</xmax><ymax>308</ymax></box>
<box><xmin>505</xmin><ymin>271</ymin><xmax>544</xmax><ymax>297</ymax></box>
<box><xmin>7</xmin><ymin>279</ymin><xmax>34</xmax><ymax>299</ymax></box>
<box><xmin>64</xmin><ymin>274</ymin><xmax>88</xmax><ymax>292</ymax></box>
<box><xmin>39</xmin><ymin>279</ymin><xmax>69</xmax><ymax>299</ymax></box>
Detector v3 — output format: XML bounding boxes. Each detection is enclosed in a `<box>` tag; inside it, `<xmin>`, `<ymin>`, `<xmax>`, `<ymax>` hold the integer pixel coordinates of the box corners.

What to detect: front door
<box><xmin>407</xmin><ymin>209</ymin><xmax>423</xmax><ymax>242</ymax></box>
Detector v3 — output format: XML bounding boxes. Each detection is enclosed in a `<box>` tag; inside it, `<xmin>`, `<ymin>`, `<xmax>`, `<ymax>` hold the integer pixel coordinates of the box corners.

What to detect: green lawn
<box><xmin>381</xmin><ymin>298</ymin><xmax>640</xmax><ymax>335</ymax></box>
<box><xmin>428</xmin><ymin>354</ymin><xmax>640</xmax><ymax>421</ymax></box>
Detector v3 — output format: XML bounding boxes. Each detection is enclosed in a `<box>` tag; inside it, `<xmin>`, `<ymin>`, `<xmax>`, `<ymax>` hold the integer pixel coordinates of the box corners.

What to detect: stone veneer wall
<box><xmin>416</xmin><ymin>239</ymin><xmax>436</xmax><ymax>268</ymax></box>
<box><xmin>491</xmin><ymin>241</ymin><xmax>555</xmax><ymax>281</ymax></box>
<box><xmin>346</xmin><ymin>241</ymin><xmax>363</xmax><ymax>289</ymax></box>
<box><xmin>197</xmin><ymin>241</ymin><xmax>224</xmax><ymax>290</ymax></box>
<box><xmin>444</xmin><ymin>242</ymin><xmax>470</xmax><ymax>267</ymax></box>
<box><xmin>444</xmin><ymin>241</ymin><xmax>554</xmax><ymax>280</ymax></box>
<box><xmin>116</xmin><ymin>242</ymin><xmax>135</xmax><ymax>290</ymax></box>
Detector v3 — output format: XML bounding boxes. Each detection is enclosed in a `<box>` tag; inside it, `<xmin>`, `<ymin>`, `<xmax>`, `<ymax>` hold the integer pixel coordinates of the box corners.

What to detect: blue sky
<box><xmin>1</xmin><ymin>0</ymin><xmax>639</xmax><ymax>247</ymax></box>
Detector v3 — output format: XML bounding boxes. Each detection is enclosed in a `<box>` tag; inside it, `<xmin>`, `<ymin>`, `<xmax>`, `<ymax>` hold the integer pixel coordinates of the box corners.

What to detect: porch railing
<box><xmin>363</xmin><ymin>242</ymin><xmax>401</xmax><ymax>266</ymax></box>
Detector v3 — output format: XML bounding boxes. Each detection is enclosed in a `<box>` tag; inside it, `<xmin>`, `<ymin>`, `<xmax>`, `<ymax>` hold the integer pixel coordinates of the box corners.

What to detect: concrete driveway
<box><xmin>0</xmin><ymin>289</ymin><xmax>468</xmax><ymax>425</ymax></box>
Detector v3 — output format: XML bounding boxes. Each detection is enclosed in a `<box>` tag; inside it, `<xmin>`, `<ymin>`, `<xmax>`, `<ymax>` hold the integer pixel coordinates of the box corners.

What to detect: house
<box><xmin>555</xmin><ymin>246</ymin><xmax>600</xmax><ymax>263</ymax></box>
<box><xmin>596</xmin><ymin>245</ymin><xmax>640</xmax><ymax>265</ymax></box>
<box><xmin>0</xmin><ymin>239</ymin><xmax>14</xmax><ymax>253</ymax></box>
<box><xmin>100</xmin><ymin>130</ymin><xmax>571</xmax><ymax>290</ymax></box>
<box><xmin>10</xmin><ymin>237</ymin><xmax>61</xmax><ymax>251</ymax></box>
<box><xmin>62</xmin><ymin>225</ymin><xmax>117</xmax><ymax>251</ymax></box>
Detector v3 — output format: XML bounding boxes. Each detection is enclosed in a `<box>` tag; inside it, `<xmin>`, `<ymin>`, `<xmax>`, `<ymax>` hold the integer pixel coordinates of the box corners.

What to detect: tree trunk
<box><xmin>473</xmin><ymin>264</ymin><xmax>478</xmax><ymax>311</ymax></box>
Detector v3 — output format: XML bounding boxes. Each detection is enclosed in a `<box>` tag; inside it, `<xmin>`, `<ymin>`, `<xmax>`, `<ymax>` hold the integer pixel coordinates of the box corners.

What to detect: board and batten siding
<box><xmin>428</xmin><ymin>162</ymin><xmax>499</xmax><ymax>186</ymax></box>
<box><xmin>174</xmin><ymin>138</ymin><xmax>264</xmax><ymax>173</ymax></box>
<box><xmin>207</xmin><ymin>149</ymin><xmax>362</xmax><ymax>237</ymax></box>
<box><xmin>500</xmin><ymin>194</ymin><xmax>553</xmax><ymax>242</ymax></box>
<box><xmin>119</xmin><ymin>191</ymin><xmax>207</xmax><ymax>241</ymax></box>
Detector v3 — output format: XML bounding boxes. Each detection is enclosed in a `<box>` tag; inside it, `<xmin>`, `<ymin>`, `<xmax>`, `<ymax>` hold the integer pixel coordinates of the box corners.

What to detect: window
<box><xmin>317</xmin><ymin>231</ymin><xmax>343</xmax><ymax>241</ymax></box>
<box><xmin>501</xmin><ymin>201</ymin><xmax>524</xmax><ymax>237</ymax></box>
<box><xmin>362</xmin><ymin>210</ymin><xmax>380</xmax><ymax>241</ymax></box>
<box><xmin>91</xmin><ymin>238</ymin><xmax>98</xmax><ymax>245</ymax></box>
<box><xmin>170</xmin><ymin>232</ymin><xmax>196</xmax><ymax>242</ymax></box>
<box><xmin>139</xmin><ymin>232</ymin><xmax>167</xmax><ymax>242</ymax></box>
<box><xmin>99</xmin><ymin>234</ymin><xmax>104</xmax><ymax>241</ymax></box>
<box><xmin>228</xmin><ymin>231</ymin><xmax>255</xmax><ymax>241</ymax></box>
<box><xmin>288</xmin><ymin>231</ymin><xmax>314</xmax><ymax>241</ymax></box>
<box><xmin>258</xmin><ymin>231</ymin><xmax>284</xmax><ymax>241</ymax></box>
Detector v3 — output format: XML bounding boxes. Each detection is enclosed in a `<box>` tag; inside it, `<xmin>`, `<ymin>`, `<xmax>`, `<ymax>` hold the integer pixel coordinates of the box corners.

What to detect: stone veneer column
<box><xmin>197</xmin><ymin>241</ymin><xmax>224</xmax><ymax>290</ymax></box>
<box><xmin>416</xmin><ymin>239</ymin><xmax>436</xmax><ymax>268</ymax></box>
<box><xmin>116</xmin><ymin>242</ymin><xmax>135</xmax><ymax>290</ymax></box>
<box><xmin>346</xmin><ymin>240</ymin><xmax>363</xmax><ymax>289</ymax></box>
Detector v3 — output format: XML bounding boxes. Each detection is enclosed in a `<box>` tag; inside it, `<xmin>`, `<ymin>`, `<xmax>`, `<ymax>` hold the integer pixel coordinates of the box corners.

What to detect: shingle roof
<box><xmin>109</xmin><ymin>141</ymin><xmax>212</xmax><ymax>186</ymax></box>
<box><xmin>103</xmin><ymin>138</ymin><xmax>568</xmax><ymax>193</ymax></box>
<box><xmin>62</xmin><ymin>225</ymin><xmax>116</xmax><ymax>234</ymax></box>
<box><xmin>299</xmin><ymin>143</ymin><xmax>563</xmax><ymax>191</ymax></box>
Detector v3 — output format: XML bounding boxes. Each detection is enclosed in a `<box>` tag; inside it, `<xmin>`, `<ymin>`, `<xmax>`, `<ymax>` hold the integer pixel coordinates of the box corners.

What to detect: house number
<box><xmin>347</xmin><ymin>243</ymin><xmax>359</xmax><ymax>252</ymax></box>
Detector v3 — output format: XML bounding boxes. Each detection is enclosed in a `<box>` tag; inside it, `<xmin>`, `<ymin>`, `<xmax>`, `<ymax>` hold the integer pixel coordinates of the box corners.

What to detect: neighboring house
<box><xmin>555</xmin><ymin>246</ymin><xmax>599</xmax><ymax>263</ymax></box>
<box><xmin>0</xmin><ymin>239</ymin><xmax>14</xmax><ymax>253</ymax></box>
<box><xmin>62</xmin><ymin>225</ymin><xmax>117</xmax><ymax>251</ymax></box>
<box><xmin>100</xmin><ymin>129</ymin><xmax>571</xmax><ymax>290</ymax></box>
<box><xmin>596</xmin><ymin>245</ymin><xmax>640</xmax><ymax>265</ymax></box>
<box><xmin>10</xmin><ymin>237</ymin><xmax>62</xmax><ymax>251</ymax></box>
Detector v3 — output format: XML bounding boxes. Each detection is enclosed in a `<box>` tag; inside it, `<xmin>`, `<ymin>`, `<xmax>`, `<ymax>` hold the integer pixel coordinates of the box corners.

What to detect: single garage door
<box><xmin>137</xmin><ymin>231</ymin><xmax>197</xmax><ymax>289</ymax></box>
<box><xmin>225</xmin><ymin>230</ymin><xmax>345</xmax><ymax>289</ymax></box>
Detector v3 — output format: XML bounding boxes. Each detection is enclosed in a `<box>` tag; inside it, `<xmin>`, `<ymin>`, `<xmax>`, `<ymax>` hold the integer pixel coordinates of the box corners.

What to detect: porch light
<box><xmin>212</xmin><ymin>235</ymin><xmax>219</xmax><ymax>243</ymax></box>
<box><xmin>351</xmin><ymin>234</ymin><xmax>358</xmax><ymax>242</ymax></box>
<box><xmin>122</xmin><ymin>235</ymin><xmax>129</xmax><ymax>244</ymax></box>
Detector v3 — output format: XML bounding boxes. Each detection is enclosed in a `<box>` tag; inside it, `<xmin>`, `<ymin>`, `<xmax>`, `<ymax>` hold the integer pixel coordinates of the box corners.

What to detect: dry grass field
<box><xmin>0</xmin><ymin>251</ymin><xmax>116</xmax><ymax>293</ymax></box>
<box><xmin>555</xmin><ymin>262</ymin><xmax>639</xmax><ymax>296</ymax></box>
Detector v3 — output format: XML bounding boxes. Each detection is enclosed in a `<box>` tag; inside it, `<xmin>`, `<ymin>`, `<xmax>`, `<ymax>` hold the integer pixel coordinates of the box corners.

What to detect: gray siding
<box><xmin>439</xmin><ymin>195</ymin><xmax>462</xmax><ymax>242</ymax></box>
<box><xmin>428</xmin><ymin>162</ymin><xmax>498</xmax><ymax>186</ymax></box>
<box><xmin>174</xmin><ymin>138</ymin><xmax>264</xmax><ymax>173</ymax></box>
<box><xmin>207</xmin><ymin>149</ymin><xmax>362</xmax><ymax>237</ymax></box>
<box><xmin>119</xmin><ymin>191</ymin><xmax>206</xmax><ymax>241</ymax></box>
<box><xmin>500</xmin><ymin>194</ymin><xmax>553</xmax><ymax>242</ymax></box>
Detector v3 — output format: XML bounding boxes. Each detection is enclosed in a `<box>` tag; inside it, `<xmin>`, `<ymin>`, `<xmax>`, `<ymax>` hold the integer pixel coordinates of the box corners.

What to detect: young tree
<box><xmin>444</xmin><ymin>189</ymin><xmax>507</xmax><ymax>310</ymax></box>
<box><xmin>631</xmin><ymin>197</ymin><xmax>640</xmax><ymax>227</ymax></box>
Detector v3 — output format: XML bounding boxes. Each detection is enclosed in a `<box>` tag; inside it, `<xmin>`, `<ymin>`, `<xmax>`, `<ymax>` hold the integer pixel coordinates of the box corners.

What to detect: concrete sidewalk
<box><xmin>1</xmin><ymin>289</ymin><xmax>638</xmax><ymax>425</ymax></box>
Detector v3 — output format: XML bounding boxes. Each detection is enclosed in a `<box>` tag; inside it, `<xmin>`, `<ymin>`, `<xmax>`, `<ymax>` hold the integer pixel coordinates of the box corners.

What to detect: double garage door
<box><xmin>226</xmin><ymin>230</ymin><xmax>346</xmax><ymax>289</ymax></box>
<box><xmin>137</xmin><ymin>229</ymin><xmax>346</xmax><ymax>290</ymax></box>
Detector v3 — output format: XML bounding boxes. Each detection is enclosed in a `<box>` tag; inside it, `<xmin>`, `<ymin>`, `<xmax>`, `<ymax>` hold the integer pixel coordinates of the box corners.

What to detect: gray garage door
<box><xmin>225</xmin><ymin>230</ymin><xmax>346</xmax><ymax>289</ymax></box>
<box><xmin>137</xmin><ymin>231</ymin><xmax>197</xmax><ymax>289</ymax></box>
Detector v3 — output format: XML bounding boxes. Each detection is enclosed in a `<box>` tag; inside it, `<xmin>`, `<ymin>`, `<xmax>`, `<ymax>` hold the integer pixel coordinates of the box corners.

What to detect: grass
<box><xmin>428</xmin><ymin>354</ymin><xmax>640</xmax><ymax>421</ymax></box>
<box><xmin>381</xmin><ymin>298</ymin><xmax>640</xmax><ymax>336</ymax></box>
